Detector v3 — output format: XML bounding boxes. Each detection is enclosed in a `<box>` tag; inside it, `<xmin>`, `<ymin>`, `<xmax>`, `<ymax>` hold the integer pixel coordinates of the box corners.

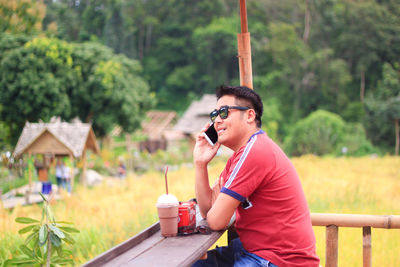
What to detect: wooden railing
<box><xmin>311</xmin><ymin>213</ymin><xmax>400</xmax><ymax>267</ymax></box>
<box><xmin>82</xmin><ymin>213</ymin><xmax>400</xmax><ymax>266</ymax></box>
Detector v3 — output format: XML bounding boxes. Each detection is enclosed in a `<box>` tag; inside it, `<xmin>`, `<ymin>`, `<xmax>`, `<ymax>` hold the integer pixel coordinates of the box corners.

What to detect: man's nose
<box><xmin>214</xmin><ymin>113</ymin><xmax>223</xmax><ymax>123</ymax></box>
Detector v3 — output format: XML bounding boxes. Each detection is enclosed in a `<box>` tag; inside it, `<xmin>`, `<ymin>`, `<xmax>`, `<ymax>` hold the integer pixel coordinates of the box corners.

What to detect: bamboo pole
<box><xmin>311</xmin><ymin>213</ymin><xmax>400</xmax><ymax>229</ymax></box>
<box><xmin>362</xmin><ymin>226</ymin><xmax>372</xmax><ymax>267</ymax></box>
<box><xmin>237</xmin><ymin>0</ymin><xmax>253</xmax><ymax>89</ymax></box>
<box><xmin>326</xmin><ymin>225</ymin><xmax>338</xmax><ymax>267</ymax></box>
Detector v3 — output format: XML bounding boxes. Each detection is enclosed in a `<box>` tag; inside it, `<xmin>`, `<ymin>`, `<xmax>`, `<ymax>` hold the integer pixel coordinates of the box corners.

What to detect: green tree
<box><xmin>71</xmin><ymin>42</ymin><xmax>155</xmax><ymax>136</ymax></box>
<box><xmin>0</xmin><ymin>37</ymin><xmax>74</xmax><ymax>144</ymax></box>
<box><xmin>365</xmin><ymin>63</ymin><xmax>400</xmax><ymax>154</ymax></box>
<box><xmin>193</xmin><ymin>17</ymin><xmax>238</xmax><ymax>92</ymax></box>
<box><xmin>284</xmin><ymin>110</ymin><xmax>347</xmax><ymax>156</ymax></box>
<box><xmin>0</xmin><ymin>35</ymin><xmax>154</xmax><ymax>143</ymax></box>
<box><xmin>255</xmin><ymin>22</ymin><xmax>351</xmax><ymax>131</ymax></box>
<box><xmin>334</xmin><ymin>0</ymin><xmax>400</xmax><ymax>102</ymax></box>
<box><xmin>0</xmin><ymin>0</ymin><xmax>46</xmax><ymax>35</ymax></box>
<box><xmin>283</xmin><ymin>109</ymin><xmax>374</xmax><ymax>156</ymax></box>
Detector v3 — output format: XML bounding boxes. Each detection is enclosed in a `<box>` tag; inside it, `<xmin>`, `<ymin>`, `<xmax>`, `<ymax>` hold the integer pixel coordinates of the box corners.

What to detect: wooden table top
<box><xmin>82</xmin><ymin>222</ymin><xmax>224</xmax><ymax>267</ymax></box>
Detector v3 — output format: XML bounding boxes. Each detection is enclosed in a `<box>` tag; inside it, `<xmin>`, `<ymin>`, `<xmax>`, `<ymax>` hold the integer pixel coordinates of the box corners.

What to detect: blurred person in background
<box><xmin>55</xmin><ymin>158</ymin><xmax>64</xmax><ymax>193</ymax></box>
<box><xmin>63</xmin><ymin>159</ymin><xmax>71</xmax><ymax>194</ymax></box>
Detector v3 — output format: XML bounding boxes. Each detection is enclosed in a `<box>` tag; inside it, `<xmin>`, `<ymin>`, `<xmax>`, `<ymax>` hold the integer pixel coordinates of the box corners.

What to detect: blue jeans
<box><xmin>192</xmin><ymin>238</ymin><xmax>278</xmax><ymax>267</ymax></box>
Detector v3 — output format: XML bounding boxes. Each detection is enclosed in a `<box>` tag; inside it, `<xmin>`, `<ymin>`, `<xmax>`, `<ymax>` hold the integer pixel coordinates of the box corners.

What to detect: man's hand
<box><xmin>193</xmin><ymin>123</ymin><xmax>221</xmax><ymax>166</ymax></box>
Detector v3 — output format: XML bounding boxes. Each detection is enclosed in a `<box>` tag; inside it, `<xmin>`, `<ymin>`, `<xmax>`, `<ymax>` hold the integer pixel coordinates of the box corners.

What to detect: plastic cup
<box><xmin>156</xmin><ymin>194</ymin><xmax>179</xmax><ymax>237</ymax></box>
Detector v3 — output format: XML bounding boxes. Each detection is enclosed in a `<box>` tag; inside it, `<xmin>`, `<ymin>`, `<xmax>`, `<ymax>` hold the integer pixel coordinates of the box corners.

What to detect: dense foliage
<box><xmin>284</xmin><ymin>110</ymin><xmax>375</xmax><ymax>156</ymax></box>
<box><xmin>0</xmin><ymin>33</ymin><xmax>155</xmax><ymax>143</ymax></box>
<box><xmin>0</xmin><ymin>0</ymin><xmax>399</xmax><ymax>155</ymax></box>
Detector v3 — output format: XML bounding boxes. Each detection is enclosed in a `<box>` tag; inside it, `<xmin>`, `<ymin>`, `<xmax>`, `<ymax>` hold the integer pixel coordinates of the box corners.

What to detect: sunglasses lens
<box><xmin>219</xmin><ymin>107</ymin><xmax>229</xmax><ymax>119</ymax></box>
<box><xmin>210</xmin><ymin>110</ymin><xmax>218</xmax><ymax>122</ymax></box>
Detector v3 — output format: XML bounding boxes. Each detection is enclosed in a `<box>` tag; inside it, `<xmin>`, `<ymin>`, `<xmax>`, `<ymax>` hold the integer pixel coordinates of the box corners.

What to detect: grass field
<box><xmin>1</xmin><ymin>155</ymin><xmax>399</xmax><ymax>266</ymax></box>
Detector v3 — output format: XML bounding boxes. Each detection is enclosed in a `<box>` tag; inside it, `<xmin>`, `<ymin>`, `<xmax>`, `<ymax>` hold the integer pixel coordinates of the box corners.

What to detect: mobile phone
<box><xmin>202</xmin><ymin>123</ymin><xmax>218</xmax><ymax>146</ymax></box>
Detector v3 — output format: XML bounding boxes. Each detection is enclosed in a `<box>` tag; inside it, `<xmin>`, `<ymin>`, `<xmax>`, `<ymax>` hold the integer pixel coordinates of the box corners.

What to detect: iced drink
<box><xmin>156</xmin><ymin>194</ymin><xmax>179</xmax><ymax>237</ymax></box>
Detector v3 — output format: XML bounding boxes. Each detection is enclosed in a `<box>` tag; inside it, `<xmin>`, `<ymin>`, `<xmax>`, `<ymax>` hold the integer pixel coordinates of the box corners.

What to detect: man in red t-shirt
<box><xmin>192</xmin><ymin>86</ymin><xmax>319</xmax><ymax>267</ymax></box>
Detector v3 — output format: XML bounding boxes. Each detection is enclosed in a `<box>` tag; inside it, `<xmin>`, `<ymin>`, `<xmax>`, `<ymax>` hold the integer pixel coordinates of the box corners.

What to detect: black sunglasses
<box><xmin>210</xmin><ymin>105</ymin><xmax>250</xmax><ymax>122</ymax></box>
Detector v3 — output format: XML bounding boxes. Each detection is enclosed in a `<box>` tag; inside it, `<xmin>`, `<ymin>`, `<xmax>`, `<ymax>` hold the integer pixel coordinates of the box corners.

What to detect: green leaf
<box><xmin>33</xmin><ymin>243</ymin><xmax>42</xmax><ymax>258</ymax></box>
<box><xmin>18</xmin><ymin>224</ymin><xmax>37</xmax><ymax>234</ymax></box>
<box><xmin>62</xmin><ymin>232</ymin><xmax>75</xmax><ymax>245</ymax></box>
<box><xmin>55</xmin><ymin>221</ymin><xmax>73</xmax><ymax>224</ymax></box>
<box><xmin>41</xmin><ymin>206</ymin><xmax>45</xmax><ymax>222</ymax></box>
<box><xmin>55</xmin><ymin>246</ymin><xmax>63</xmax><ymax>257</ymax></box>
<box><xmin>49</xmin><ymin>224</ymin><xmax>65</xmax><ymax>239</ymax></box>
<box><xmin>24</xmin><ymin>231</ymin><xmax>37</xmax><ymax>246</ymax></box>
<box><xmin>59</xmin><ymin>226</ymin><xmax>80</xmax><ymax>233</ymax></box>
<box><xmin>2</xmin><ymin>259</ymin><xmax>11</xmax><ymax>267</ymax></box>
<box><xmin>39</xmin><ymin>225</ymin><xmax>47</xmax><ymax>246</ymax></box>
<box><xmin>38</xmin><ymin>192</ymin><xmax>47</xmax><ymax>202</ymax></box>
<box><xmin>5</xmin><ymin>258</ymin><xmax>37</xmax><ymax>265</ymax></box>
<box><xmin>49</xmin><ymin>232</ymin><xmax>61</xmax><ymax>247</ymax></box>
<box><xmin>15</xmin><ymin>217</ymin><xmax>39</xmax><ymax>224</ymax></box>
<box><xmin>62</xmin><ymin>249</ymin><xmax>72</xmax><ymax>255</ymax></box>
<box><xmin>32</xmin><ymin>235</ymin><xmax>39</xmax><ymax>248</ymax></box>
<box><xmin>19</xmin><ymin>245</ymin><xmax>33</xmax><ymax>257</ymax></box>
<box><xmin>50</xmin><ymin>258</ymin><xmax>73</xmax><ymax>265</ymax></box>
<box><xmin>46</xmin><ymin>205</ymin><xmax>55</xmax><ymax>223</ymax></box>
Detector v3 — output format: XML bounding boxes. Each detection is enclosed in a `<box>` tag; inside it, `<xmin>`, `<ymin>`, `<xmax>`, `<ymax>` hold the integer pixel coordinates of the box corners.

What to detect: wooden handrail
<box><xmin>310</xmin><ymin>213</ymin><xmax>400</xmax><ymax>267</ymax></box>
<box><xmin>311</xmin><ymin>213</ymin><xmax>400</xmax><ymax>228</ymax></box>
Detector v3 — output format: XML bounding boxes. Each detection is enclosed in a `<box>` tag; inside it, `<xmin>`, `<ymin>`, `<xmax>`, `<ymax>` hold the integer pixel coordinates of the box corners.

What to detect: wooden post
<box><xmin>69</xmin><ymin>154</ymin><xmax>74</xmax><ymax>193</ymax></box>
<box><xmin>125</xmin><ymin>133</ymin><xmax>133</xmax><ymax>172</ymax></box>
<box><xmin>237</xmin><ymin>0</ymin><xmax>253</xmax><ymax>89</ymax></box>
<box><xmin>82</xmin><ymin>149</ymin><xmax>87</xmax><ymax>186</ymax></box>
<box><xmin>28</xmin><ymin>152</ymin><xmax>32</xmax><ymax>194</ymax></box>
<box><xmin>326</xmin><ymin>225</ymin><xmax>338</xmax><ymax>267</ymax></box>
<box><xmin>363</xmin><ymin>226</ymin><xmax>372</xmax><ymax>267</ymax></box>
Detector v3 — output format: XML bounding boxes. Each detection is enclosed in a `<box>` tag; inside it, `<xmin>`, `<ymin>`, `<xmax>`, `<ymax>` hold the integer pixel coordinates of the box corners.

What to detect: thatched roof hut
<box><xmin>141</xmin><ymin>111</ymin><xmax>177</xmax><ymax>140</ymax></box>
<box><xmin>173</xmin><ymin>94</ymin><xmax>216</xmax><ymax>136</ymax></box>
<box><xmin>139</xmin><ymin>111</ymin><xmax>179</xmax><ymax>153</ymax></box>
<box><xmin>173</xmin><ymin>94</ymin><xmax>233</xmax><ymax>155</ymax></box>
<box><xmin>13</xmin><ymin>118</ymin><xmax>99</xmax><ymax>158</ymax></box>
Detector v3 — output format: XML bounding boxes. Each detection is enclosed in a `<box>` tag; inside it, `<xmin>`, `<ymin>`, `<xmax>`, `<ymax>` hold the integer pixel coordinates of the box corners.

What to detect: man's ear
<box><xmin>246</xmin><ymin>109</ymin><xmax>256</xmax><ymax>123</ymax></box>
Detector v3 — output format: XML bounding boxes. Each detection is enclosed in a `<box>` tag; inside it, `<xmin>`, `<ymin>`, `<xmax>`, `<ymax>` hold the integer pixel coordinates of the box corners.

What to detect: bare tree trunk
<box><xmin>145</xmin><ymin>24</ymin><xmax>153</xmax><ymax>55</ymax></box>
<box><xmin>360</xmin><ymin>70</ymin><xmax>365</xmax><ymax>102</ymax></box>
<box><xmin>395</xmin><ymin>118</ymin><xmax>399</xmax><ymax>156</ymax></box>
<box><xmin>85</xmin><ymin>112</ymin><xmax>93</xmax><ymax>123</ymax></box>
<box><xmin>138</xmin><ymin>25</ymin><xmax>144</xmax><ymax>60</ymax></box>
<box><xmin>303</xmin><ymin>0</ymin><xmax>311</xmax><ymax>44</ymax></box>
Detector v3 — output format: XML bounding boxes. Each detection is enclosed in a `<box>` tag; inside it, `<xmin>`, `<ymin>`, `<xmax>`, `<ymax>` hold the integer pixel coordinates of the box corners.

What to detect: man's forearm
<box><xmin>195</xmin><ymin>162</ymin><xmax>213</xmax><ymax>218</ymax></box>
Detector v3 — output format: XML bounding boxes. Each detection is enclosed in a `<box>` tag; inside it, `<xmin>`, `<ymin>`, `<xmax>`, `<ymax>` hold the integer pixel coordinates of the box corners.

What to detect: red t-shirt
<box><xmin>220</xmin><ymin>131</ymin><xmax>320</xmax><ymax>267</ymax></box>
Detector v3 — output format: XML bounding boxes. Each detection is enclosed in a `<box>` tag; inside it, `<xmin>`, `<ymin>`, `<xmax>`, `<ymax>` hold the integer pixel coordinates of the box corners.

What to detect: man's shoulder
<box><xmin>230</xmin><ymin>133</ymin><xmax>276</xmax><ymax>167</ymax></box>
<box><xmin>248</xmin><ymin>133</ymin><xmax>276</xmax><ymax>156</ymax></box>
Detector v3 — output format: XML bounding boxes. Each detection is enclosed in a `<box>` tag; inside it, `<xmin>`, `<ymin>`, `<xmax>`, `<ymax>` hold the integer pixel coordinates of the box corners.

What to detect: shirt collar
<box><xmin>247</xmin><ymin>130</ymin><xmax>264</xmax><ymax>143</ymax></box>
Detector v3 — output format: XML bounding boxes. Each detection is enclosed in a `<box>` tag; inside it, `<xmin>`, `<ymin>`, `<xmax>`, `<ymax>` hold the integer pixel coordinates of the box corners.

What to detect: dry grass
<box><xmin>1</xmin><ymin>156</ymin><xmax>399</xmax><ymax>266</ymax></box>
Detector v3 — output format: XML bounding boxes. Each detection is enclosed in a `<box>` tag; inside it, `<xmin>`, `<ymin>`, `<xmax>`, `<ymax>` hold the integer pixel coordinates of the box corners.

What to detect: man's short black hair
<box><xmin>216</xmin><ymin>85</ymin><xmax>263</xmax><ymax>128</ymax></box>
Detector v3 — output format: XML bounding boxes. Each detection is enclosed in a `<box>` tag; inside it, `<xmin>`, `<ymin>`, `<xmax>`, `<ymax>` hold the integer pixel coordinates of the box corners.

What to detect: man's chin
<box><xmin>217</xmin><ymin>137</ymin><xmax>228</xmax><ymax>146</ymax></box>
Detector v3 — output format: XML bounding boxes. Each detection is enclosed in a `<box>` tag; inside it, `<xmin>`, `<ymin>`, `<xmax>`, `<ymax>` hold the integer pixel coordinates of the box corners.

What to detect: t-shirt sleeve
<box><xmin>221</xmin><ymin>136</ymin><xmax>272</xmax><ymax>202</ymax></box>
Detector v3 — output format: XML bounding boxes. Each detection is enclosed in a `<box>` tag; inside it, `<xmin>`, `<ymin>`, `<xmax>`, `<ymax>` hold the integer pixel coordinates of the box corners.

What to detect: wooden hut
<box><xmin>173</xmin><ymin>95</ymin><xmax>216</xmax><ymax>149</ymax></box>
<box><xmin>173</xmin><ymin>94</ymin><xmax>216</xmax><ymax>137</ymax></box>
<box><xmin>13</xmin><ymin>117</ymin><xmax>99</xmax><ymax>187</ymax></box>
<box><xmin>139</xmin><ymin>111</ymin><xmax>178</xmax><ymax>153</ymax></box>
<box><xmin>173</xmin><ymin>94</ymin><xmax>233</xmax><ymax>155</ymax></box>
